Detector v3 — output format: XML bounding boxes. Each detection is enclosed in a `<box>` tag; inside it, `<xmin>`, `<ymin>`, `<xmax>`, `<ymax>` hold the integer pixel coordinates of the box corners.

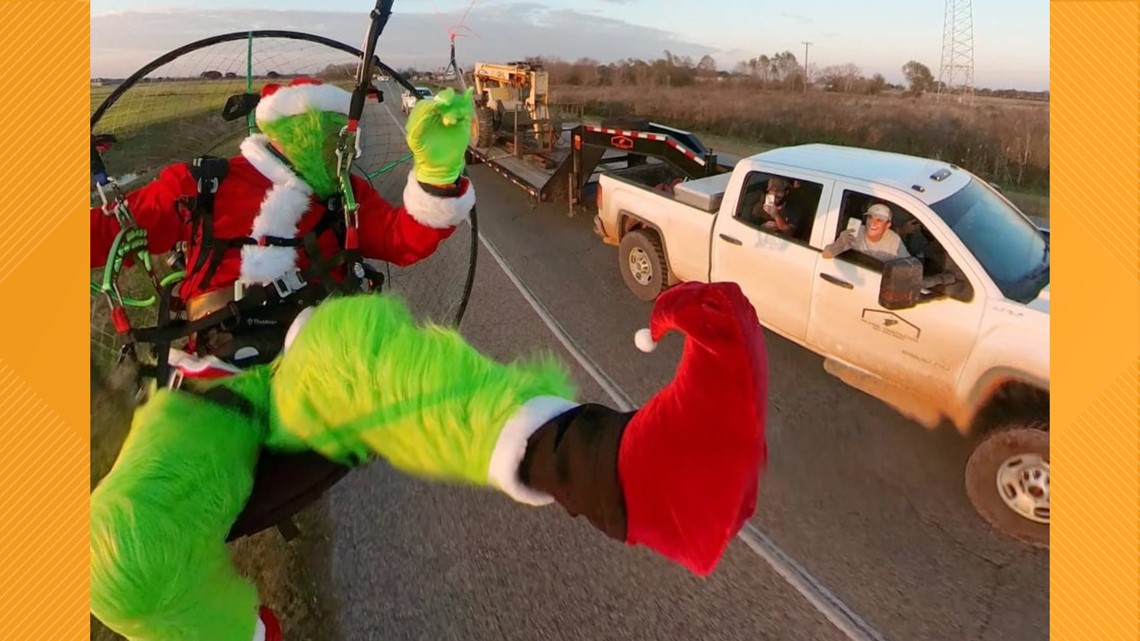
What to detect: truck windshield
<box><xmin>928</xmin><ymin>177</ymin><xmax>1049</xmax><ymax>304</ymax></box>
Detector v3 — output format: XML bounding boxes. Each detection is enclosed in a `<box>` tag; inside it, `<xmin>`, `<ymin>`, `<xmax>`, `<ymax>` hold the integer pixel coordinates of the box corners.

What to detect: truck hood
<box><xmin>1025</xmin><ymin>284</ymin><xmax>1049</xmax><ymax>314</ymax></box>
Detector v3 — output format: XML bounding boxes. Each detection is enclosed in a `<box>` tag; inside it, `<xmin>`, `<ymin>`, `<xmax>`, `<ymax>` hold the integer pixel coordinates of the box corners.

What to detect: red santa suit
<box><xmin>90</xmin><ymin>138</ymin><xmax>475</xmax><ymax>309</ymax></box>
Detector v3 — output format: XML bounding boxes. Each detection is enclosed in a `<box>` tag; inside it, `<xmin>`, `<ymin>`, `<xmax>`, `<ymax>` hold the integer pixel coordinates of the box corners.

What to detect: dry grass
<box><xmin>555</xmin><ymin>84</ymin><xmax>1050</xmax><ymax>196</ymax></box>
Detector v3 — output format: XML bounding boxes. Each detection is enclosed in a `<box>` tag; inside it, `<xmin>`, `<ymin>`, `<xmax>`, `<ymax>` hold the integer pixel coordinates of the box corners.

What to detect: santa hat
<box><xmin>618</xmin><ymin>281</ymin><xmax>769</xmax><ymax>576</ymax></box>
<box><xmin>234</xmin><ymin>77</ymin><xmax>356</xmax><ymax>286</ymax></box>
<box><xmin>254</xmin><ymin>77</ymin><xmax>351</xmax><ymax>126</ymax></box>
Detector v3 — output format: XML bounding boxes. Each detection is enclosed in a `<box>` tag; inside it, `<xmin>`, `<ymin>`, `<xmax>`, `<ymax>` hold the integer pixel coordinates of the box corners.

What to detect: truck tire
<box><xmin>965</xmin><ymin>422</ymin><xmax>1049</xmax><ymax>548</ymax></box>
<box><xmin>619</xmin><ymin>229</ymin><xmax>669</xmax><ymax>302</ymax></box>
<box><xmin>472</xmin><ymin>107</ymin><xmax>496</xmax><ymax>148</ymax></box>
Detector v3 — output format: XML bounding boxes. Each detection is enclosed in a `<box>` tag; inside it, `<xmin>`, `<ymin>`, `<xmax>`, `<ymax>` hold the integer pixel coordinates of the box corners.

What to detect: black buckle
<box><xmin>272</xmin><ymin>270</ymin><xmax>307</xmax><ymax>299</ymax></box>
<box><xmin>197</xmin><ymin>177</ymin><xmax>220</xmax><ymax>194</ymax></box>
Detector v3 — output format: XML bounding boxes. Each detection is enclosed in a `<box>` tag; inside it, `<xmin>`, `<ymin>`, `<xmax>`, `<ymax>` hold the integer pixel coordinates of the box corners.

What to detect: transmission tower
<box><xmin>938</xmin><ymin>0</ymin><xmax>975</xmax><ymax>103</ymax></box>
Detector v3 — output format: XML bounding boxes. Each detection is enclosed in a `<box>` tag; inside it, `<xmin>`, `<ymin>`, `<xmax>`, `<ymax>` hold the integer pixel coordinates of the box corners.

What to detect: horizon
<box><xmin>89</xmin><ymin>1</ymin><xmax>1050</xmax><ymax>91</ymax></box>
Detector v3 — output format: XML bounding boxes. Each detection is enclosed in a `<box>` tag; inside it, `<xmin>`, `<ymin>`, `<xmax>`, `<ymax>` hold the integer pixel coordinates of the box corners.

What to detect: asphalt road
<box><xmin>325</xmin><ymin>86</ymin><xmax>1048</xmax><ymax>641</ymax></box>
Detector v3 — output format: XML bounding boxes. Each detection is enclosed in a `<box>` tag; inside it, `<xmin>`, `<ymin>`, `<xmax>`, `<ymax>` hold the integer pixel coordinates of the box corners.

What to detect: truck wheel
<box><xmin>619</xmin><ymin>229</ymin><xmax>669</xmax><ymax>301</ymax></box>
<box><xmin>472</xmin><ymin>107</ymin><xmax>496</xmax><ymax>148</ymax></box>
<box><xmin>965</xmin><ymin>423</ymin><xmax>1049</xmax><ymax>548</ymax></box>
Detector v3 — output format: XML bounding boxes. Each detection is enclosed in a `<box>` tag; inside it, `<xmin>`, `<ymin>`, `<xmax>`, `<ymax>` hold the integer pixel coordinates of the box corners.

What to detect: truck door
<box><xmin>805</xmin><ymin>182</ymin><xmax>986</xmax><ymax>409</ymax></box>
<box><xmin>710</xmin><ymin>168</ymin><xmax>832</xmax><ymax>344</ymax></box>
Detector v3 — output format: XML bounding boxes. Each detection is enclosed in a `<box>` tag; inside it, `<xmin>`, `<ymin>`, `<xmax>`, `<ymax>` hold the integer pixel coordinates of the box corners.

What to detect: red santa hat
<box><xmin>618</xmin><ymin>280</ymin><xmax>769</xmax><ymax>576</ymax></box>
<box><xmin>254</xmin><ymin>77</ymin><xmax>352</xmax><ymax>126</ymax></box>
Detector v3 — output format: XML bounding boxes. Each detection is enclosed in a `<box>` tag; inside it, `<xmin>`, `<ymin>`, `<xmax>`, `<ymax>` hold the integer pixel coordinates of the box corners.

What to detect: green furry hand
<box><xmin>406</xmin><ymin>86</ymin><xmax>475</xmax><ymax>185</ymax></box>
<box><xmin>265</xmin><ymin>295</ymin><xmax>577</xmax><ymax>491</ymax></box>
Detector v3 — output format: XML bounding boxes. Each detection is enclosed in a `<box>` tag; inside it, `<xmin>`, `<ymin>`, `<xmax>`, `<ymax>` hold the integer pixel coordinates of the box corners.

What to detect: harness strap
<box><xmin>186</xmin><ymin>385</ymin><xmax>257</xmax><ymax>419</ymax></box>
<box><xmin>187</xmin><ymin>156</ymin><xmax>229</xmax><ymax>290</ymax></box>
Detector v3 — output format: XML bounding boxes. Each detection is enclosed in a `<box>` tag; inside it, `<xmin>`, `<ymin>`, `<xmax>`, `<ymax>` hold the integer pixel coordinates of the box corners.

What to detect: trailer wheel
<box><xmin>619</xmin><ymin>229</ymin><xmax>669</xmax><ymax>301</ymax></box>
<box><xmin>473</xmin><ymin>107</ymin><xmax>496</xmax><ymax>148</ymax></box>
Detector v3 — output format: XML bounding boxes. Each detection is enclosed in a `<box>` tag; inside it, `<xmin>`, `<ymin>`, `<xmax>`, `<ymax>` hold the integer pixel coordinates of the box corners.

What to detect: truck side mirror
<box><xmin>879</xmin><ymin>257</ymin><xmax>924</xmax><ymax>310</ymax></box>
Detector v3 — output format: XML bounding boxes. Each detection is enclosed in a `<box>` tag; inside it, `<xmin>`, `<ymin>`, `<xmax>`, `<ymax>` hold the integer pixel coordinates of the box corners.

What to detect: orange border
<box><xmin>0</xmin><ymin>1</ymin><xmax>1133</xmax><ymax>639</ymax></box>
<box><xmin>1051</xmin><ymin>3</ymin><xmax>1140</xmax><ymax>640</ymax></box>
<box><xmin>0</xmin><ymin>1</ymin><xmax>91</xmax><ymax>639</ymax></box>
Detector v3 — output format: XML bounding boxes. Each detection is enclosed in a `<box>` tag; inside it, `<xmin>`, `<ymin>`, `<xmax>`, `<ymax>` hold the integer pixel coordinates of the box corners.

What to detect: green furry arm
<box><xmin>90</xmin><ymin>389</ymin><xmax>265</xmax><ymax>641</ymax></box>
<box><xmin>266</xmin><ymin>295</ymin><xmax>579</xmax><ymax>497</ymax></box>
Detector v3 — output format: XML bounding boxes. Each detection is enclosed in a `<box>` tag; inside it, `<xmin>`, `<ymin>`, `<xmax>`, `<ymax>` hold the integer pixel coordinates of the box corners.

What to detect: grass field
<box><xmin>554</xmin><ymin>84</ymin><xmax>1050</xmax><ymax>217</ymax></box>
<box><xmin>579</xmin><ymin>117</ymin><xmax>1050</xmax><ymax>220</ymax></box>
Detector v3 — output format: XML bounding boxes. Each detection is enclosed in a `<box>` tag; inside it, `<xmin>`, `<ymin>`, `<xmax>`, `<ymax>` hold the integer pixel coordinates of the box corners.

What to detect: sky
<box><xmin>90</xmin><ymin>0</ymin><xmax>1050</xmax><ymax>90</ymax></box>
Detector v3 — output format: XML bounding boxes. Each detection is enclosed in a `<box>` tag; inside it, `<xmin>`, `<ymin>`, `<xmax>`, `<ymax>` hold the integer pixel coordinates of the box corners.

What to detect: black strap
<box><xmin>192</xmin><ymin>385</ymin><xmax>257</xmax><ymax>418</ymax></box>
<box><xmin>186</xmin><ymin>156</ymin><xmax>229</xmax><ymax>290</ymax></box>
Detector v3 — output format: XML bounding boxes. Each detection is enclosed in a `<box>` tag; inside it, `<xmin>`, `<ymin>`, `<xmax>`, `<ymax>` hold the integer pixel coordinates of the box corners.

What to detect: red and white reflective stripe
<box><xmin>669</xmin><ymin>140</ymin><xmax>706</xmax><ymax>166</ymax></box>
<box><xmin>168</xmin><ymin>349</ymin><xmax>242</xmax><ymax>380</ymax></box>
<box><xmin>586</xmin><ymin>125</ymin><xmax>666</xmax><ymax>141</ymax></box>
<box><xmin>585</xmin><ymin>126</ymin><xmax>706</xmax><ymax>166</ymax></box>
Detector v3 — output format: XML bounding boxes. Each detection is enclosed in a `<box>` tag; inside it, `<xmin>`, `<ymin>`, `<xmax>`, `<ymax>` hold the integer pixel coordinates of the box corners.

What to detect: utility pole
<box><xmin>801</xmin><ymin>41</ymin><xmax>812</xmax><ymax>92</ymax></box>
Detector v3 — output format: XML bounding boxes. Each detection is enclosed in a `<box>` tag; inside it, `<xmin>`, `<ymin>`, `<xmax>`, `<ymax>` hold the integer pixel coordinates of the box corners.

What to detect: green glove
<box><xmin>265</xmin><ymin>295</ymin><xmax>578</xmax><ymax>493</ymax></box>
<box><xmin>406</xmin><ymin>86</ymin><xmax>475</xmax><ymax>185</ymax></box>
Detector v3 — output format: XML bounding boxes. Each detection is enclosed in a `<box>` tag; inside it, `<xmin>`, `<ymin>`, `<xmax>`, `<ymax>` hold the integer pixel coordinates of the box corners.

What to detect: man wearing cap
<box><xmin>823</xmin><ymin>202</ymin><xmax>912</xmax><ymax>262</ymax></box>
<box><xmin>748</xmin><ymin>176</ymin><xmax>800</xmax><ymax>236</ymax></box>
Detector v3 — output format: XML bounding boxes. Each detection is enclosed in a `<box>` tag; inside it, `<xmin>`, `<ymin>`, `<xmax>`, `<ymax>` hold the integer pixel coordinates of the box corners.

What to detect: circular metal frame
<box><xmin>90</xmin><ymin>29</ymin><xmax>478</xmax><ymax>328</ymax></box>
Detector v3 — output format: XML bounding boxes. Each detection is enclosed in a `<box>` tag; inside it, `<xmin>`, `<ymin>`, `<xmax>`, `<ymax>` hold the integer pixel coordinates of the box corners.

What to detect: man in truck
<box><xmin>823</xmin><ymin>202</ymin><xmax>912</xmax><ymax>262</ymax></box>
<box><xmin>747</xmin><ymin>176</ymin><xmax>802</xmax><ymax>236</ymax></box>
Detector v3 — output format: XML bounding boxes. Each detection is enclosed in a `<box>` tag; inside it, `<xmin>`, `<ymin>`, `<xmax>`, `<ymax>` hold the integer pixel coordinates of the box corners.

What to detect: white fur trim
<box><xmin>401</xmin><ymin>170</ymin><xmax>475</xmax><ymax>229</ymax></box>
<box><xmin>283</xmin><ymin>305</ymin><xmax>316</xmax><ymax>353</ymax></box>
<box><xmin>256</xmin><ymin>83</ymin><xmax>351</xmax><ymax>123</ymax></box>
<box><xmin>487</xmin><ymin>396</ymin><xmax>580</xmax><ymax>506</ymax></box>
<box><xmin>634</xmin><ymin>328</ymin><xmax>657</xmax><ymax>353</ymax></box>
<box><xmin>252</xmin><ymin>615</ymin><xmax>266</xmax><ymax>641</ymax></box>
<box><xmin>238</xmin><ymin>136</ymin><xmax>314</xmax><ymax>285</ymax></box>
<box><xmin>240</xmin><ymin>134</ymin><xmax>299</xmax><ymax>186</ymax></box>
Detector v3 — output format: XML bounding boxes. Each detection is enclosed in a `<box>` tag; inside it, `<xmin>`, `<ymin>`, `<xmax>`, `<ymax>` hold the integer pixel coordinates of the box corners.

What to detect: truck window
<box><xmin>825</xmin><ymin>189</ymin><xmax>974</xmax><ymax>302</ymax></box>
<box><xmin>732</xmin><ymin>171</ymin><xmax>820</xmax><ymax>246</ymax></box>
<box><xmin>928</xmin><ymin>178</ymin><xmax>1048</xmax><ymax>304</ymax></box>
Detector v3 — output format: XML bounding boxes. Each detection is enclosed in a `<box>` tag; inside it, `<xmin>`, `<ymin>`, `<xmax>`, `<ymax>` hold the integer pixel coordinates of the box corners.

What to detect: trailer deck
<box><xmin>465</xmin><ymin>120</ymin><xmax>739</xmax><ymax>215</ymax></box>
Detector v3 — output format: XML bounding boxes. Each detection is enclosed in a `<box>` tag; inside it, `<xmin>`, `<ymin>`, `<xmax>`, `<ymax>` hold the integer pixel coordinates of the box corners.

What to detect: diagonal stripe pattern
<box><xmin>1051</xmin><ymin>3</ymin><xmax>1140</xmax><ymax>641</ymax></box>
<box><xmin>0</xmin><ymin>359</ymin><xmax>88</xmax><ymax>640</ymax></box>
<box><xmin>0</xmin><ymin>1</ymin><xmax>94</xmax><ymax>639</ymax></box>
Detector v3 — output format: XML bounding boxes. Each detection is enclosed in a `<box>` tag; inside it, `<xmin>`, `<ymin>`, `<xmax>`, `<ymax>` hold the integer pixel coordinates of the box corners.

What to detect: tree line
<box><xmin>404</xmin><ymin>52</ymin><xmax>1047</xmax><ymax>101</ymax></box>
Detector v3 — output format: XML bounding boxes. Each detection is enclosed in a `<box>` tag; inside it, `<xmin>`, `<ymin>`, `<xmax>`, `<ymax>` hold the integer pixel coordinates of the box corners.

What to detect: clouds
<box><xmin>90</xmin><ymin>4</ymin><xmax>721</xmax><ymax>77</ymax></box>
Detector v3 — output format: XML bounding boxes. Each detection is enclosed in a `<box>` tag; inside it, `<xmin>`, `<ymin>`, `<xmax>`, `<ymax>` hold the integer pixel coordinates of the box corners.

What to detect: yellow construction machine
<box><xmin>469</xmin><ymin>60</ymin><xmax>559</xmax><ymax>150</ymax></box>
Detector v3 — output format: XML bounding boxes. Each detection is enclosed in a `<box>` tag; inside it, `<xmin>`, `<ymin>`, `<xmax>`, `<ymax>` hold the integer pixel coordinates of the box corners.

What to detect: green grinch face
<box><xmin>258</xmin><ymin>109</ymin><xmax>349</xmax><ymax>198</ymax></box>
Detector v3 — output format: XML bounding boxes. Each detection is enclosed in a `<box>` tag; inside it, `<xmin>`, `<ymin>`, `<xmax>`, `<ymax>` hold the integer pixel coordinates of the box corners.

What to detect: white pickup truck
<box><xmin>400</xmin><ymin>86</ymin><xmax>434</xmax><ymax>114</ymax></box>
<box><xmin>593</xmin><ymin>142</ymin><xmax>1051</xmax><ymax>548</ymax></box>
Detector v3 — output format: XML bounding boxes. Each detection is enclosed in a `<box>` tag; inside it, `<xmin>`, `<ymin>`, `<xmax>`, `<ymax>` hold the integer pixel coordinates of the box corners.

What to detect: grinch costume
<box><xmin>90</xmin><ymin>75</ymin><xmax>771</xmax><ymax>641</ymax></box>
<box><xmin>90</xmin><ymin>279</ymin><xmax>769</xmax><ymax>641</ymax></box>
<box><xmin>90</xmin><ymin>77</ymin><xmax>476</xmax><ymax>371</ymax></box>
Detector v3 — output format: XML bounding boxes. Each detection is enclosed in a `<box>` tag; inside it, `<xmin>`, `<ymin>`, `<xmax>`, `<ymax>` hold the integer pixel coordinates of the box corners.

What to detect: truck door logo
<box><xmin>860</xmin><ymin>309</ymin><xmax>921</xmax><ymax>341</ymax></box>
<box><xmin>611</xmin><ymin>135</ymin><xmax>634</xmax><ymax>149</ymax></box>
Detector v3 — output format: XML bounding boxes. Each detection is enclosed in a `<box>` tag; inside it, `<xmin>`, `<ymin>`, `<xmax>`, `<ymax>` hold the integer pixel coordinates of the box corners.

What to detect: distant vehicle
<box><xmin>400</xmin><ymin>86</ymin><xmax>434</xmax><ymax>114</ymax></box>
<box><xmin>594</xmin><ymin>141</ymin><xmax>1051</xmax><ymax>550</ymax></box>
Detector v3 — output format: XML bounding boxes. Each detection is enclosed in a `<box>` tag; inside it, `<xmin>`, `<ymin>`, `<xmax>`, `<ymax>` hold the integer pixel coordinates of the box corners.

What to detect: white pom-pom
<box><xmin>634</xmin><ymin>328</ymin><xmax>657</xmax><ymax>353</ymax></box>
